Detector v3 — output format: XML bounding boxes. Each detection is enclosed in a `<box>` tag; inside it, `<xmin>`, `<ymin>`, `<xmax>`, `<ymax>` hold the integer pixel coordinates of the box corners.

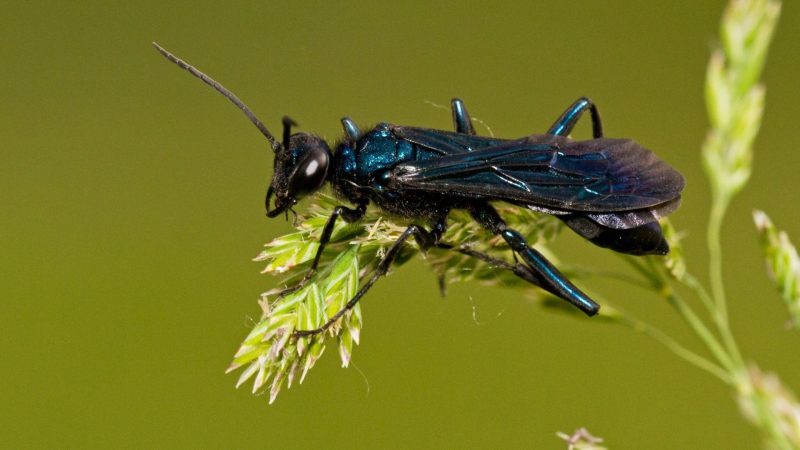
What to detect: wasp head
<box><xmin>265</xmin><ymin>118</ymin><xmax>331</xmax><ymax>218</ymax></box>
<box><xmin>151</xmin><ymin>44</ymin><xmax>332</xmax><ymax>220</ymax></box>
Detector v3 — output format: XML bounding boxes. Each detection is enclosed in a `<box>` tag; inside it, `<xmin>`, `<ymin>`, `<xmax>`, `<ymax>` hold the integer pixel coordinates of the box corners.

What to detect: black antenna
<box><xmin>152</xmin><ymin>42</ymin><xmax>282</xmax><ymax>152</ymax></box>
<box><xmin>281</xmin><ymin>116</ymin><xmax>298</xmax><ymax>150</ymax></box>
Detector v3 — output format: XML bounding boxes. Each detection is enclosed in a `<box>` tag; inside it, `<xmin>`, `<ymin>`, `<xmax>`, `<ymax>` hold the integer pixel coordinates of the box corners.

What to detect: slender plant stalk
<box><xmin>708</xmin><ymin>204</ymin><xmax>729</xmax><ymax>321</ymax></box>
<box><xmin>656</xmin><ymin>0</ymin><xmax>790</xmax><ymax>447</ymax></box>
<box><xmin>600</xmin><ymin>1</ymin><xmax>788</xmax><ymax>447</ymax></box>
<box><xmin>681</xmin><ymin>273</ymin><xmax>717</xmax><ymax>322</ymax></box>
<box><xmin>615</xmin><ymin>312</ymin><xmax>732</xmax><ymax>384</ymax></box>
<box><xmin>753</xmin><ymin>210</ymin><xmax>800</xmax><ymax>328</ymax></box>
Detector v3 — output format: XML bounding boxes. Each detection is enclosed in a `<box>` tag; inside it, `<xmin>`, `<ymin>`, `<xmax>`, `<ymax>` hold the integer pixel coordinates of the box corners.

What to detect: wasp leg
<box><xmin>546</xmin><ymin>97</ymin><xmax>604</xmax><ymax>138</ymax></box>
<box><xmin>435</xmin><ymin>242</ymin><xmax>544</xmax><ymax>287</ymax></box>
<box><xmin>277</xmin><ymin>203</ymin><xmax>367</xmax><ymax>298</ymax></box>
<box><xmin>428</xmin><ymin>216</ymin><xmax>450</xmax><ymax>296</ymax></box>
<box><xmin>341</xmin><ymin>117</ymin><xmax>361</xmax><ymax>141</ymax></box>
<box><xmin>451</xmin><ymin>98</ymin><xmax>476</xmax><ymax>135</ymax></box>
<box><xmin>467</xmin><ymin>202</ymin><xmax>600</xmax><ymax>315</ymax></box>
<box><xmin>294</xmin><ymin>224</ymin><xmax>437</xmax><ymax>337</ymax></box>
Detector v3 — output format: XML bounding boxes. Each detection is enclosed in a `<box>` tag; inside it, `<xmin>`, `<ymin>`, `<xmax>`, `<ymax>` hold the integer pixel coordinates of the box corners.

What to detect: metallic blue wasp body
<box><xmin>155</xmin><ymin>43</ymin><xmax>685</xmax><ymax>336</ymax></box>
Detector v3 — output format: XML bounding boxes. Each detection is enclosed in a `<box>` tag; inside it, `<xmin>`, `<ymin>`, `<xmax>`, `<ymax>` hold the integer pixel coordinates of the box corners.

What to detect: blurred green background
<box><xmin>3</xmin><ymin>0</ymin><xmax>799</xmax><ymax>448</ymax></box>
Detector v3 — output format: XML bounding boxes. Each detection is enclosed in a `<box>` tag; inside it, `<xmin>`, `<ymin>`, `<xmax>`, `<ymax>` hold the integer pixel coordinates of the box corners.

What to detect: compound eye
<box><xmin>287</xmin><ymin>148</ymin><xmax>329</xmax><ymax>198</ymax></box>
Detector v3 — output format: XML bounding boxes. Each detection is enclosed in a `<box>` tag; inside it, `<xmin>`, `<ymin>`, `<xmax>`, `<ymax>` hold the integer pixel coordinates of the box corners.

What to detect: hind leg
<box><xmin>467</xmin><ymin>202</ymin><xmax>599</xmax><ymax>315</ymax></box>
<box><xmin>547</xmin><ymin>97</ymin><xmax>604</xmax><ymax>138</ymax></box>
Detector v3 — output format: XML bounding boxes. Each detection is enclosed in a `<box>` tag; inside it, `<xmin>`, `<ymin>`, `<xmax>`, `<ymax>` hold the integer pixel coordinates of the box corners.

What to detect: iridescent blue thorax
<box><xmin>329</xmin><ymin>123</ymin><xmax>455</xmax><ymax>218</ymax></box>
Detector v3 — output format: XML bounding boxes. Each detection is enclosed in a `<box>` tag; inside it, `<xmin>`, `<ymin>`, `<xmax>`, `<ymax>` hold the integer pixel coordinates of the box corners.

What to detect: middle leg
<box><xmin>451</xmin><ymin>98</ymin><xmax>476</xmax><ymax>135</ymax></box>
<box><xmin>293</xmin><ymin>223</ymin><xmax>438</xmax><ymax>337</ymax></box>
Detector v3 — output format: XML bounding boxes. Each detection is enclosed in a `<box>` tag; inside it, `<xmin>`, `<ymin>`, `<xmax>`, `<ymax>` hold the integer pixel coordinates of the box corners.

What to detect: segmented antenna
<box><xmin>152</xmin><ymin>42</ymin><xmax>282</xmax><ymax>152</ymax></box>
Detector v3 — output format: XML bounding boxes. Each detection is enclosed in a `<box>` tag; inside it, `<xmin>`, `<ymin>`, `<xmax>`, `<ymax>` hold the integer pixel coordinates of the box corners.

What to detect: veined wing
<box><xmin>390</xmin><ymin>125</ymin><xmax>508</xmax><ymax>155</ymax></box>
<box><xmin>389</xmin><ymin>135</ymin><xmax>684</xmax><ymax>213</ymax></box>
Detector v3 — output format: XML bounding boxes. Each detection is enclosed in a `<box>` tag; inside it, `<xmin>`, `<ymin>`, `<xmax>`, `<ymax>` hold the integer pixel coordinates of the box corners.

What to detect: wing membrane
<box><xmin>390</xmin><ymin>125</ymin><xmax>507</xmax><ymax>155</ymax></box>
<box><xmin>389</xmin><ymin>129</ymin><xmax>684</xmax><ymax>213</ymax></box>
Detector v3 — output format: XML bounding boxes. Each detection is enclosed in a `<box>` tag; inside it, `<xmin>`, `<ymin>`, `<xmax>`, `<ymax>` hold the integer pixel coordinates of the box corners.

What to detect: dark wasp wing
<box><xmin>388</xmin><ymin>127</ymin><xmax>685</xmax><ymax>214</ymax></box>
<box><xmin>390</xmin><ymin>125</ymin><xmax>508</xmax><ymax>155</ymax></box>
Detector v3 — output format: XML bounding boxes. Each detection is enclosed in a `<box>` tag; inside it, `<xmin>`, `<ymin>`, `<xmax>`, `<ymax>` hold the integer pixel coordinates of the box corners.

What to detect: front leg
<box><xmin>294</xmin><ymin>223</ymin><xmax>437</xmax><ymax>337</ymax></box>
<box><xmin>341</xmin><ymin>117</ymin><xmax>361</xmax><ymax>141</ymax></box>
<box><xmin>468</xmin><ymin>201</ymin><xmax>599</xmax><ymax>316</ymax></box>
<box><xmin>278</xmin><ymin>202</ymin><xmax>367</xmax><ymax>298</ymax></box>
